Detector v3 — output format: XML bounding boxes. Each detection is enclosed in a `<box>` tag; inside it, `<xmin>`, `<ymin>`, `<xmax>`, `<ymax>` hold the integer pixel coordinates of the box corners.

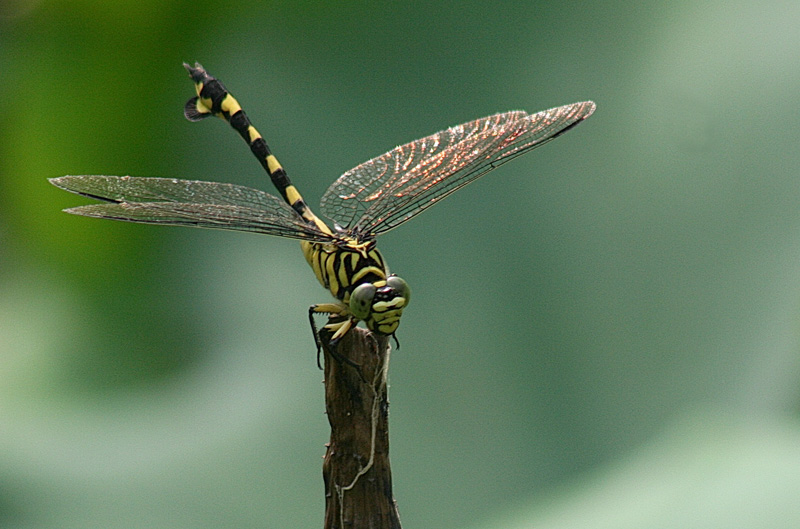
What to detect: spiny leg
<box><xmin>309</xmin><ymin>303</ymin><xmax>360</xmax><ymax>369</ymax></box>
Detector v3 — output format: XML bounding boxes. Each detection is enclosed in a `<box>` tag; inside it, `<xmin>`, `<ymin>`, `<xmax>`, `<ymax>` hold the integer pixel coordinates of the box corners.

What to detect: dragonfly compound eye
<box><xmin>385</xmin><ymin>275</ymin><xmax>410</xmax><ymax>306</ymax></box>
<box><xmin>350</xmin><ymin>283</ymin><xmax>377</xmax><ymax>320</ymax></box>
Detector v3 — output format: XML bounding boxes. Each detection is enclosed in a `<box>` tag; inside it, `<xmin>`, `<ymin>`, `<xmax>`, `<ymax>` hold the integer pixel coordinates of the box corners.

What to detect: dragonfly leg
<box><xmin>309</xmin><ymin>303</ymin><xmax>360</xmax><ymax>369</ymax></box>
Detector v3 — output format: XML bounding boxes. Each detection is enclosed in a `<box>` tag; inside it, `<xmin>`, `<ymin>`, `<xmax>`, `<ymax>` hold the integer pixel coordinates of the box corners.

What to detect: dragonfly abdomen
<box><xmin>183</xmin><ymin>63</ymin><xmax>334</xmax><ymax>238</ymax></box>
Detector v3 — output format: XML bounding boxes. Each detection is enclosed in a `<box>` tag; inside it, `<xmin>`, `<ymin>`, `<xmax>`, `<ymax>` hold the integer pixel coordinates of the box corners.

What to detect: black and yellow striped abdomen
<box><xmin>184</xmin><ymin>64</ymin><xmax>334</xmax><ymax>238</ymax></box>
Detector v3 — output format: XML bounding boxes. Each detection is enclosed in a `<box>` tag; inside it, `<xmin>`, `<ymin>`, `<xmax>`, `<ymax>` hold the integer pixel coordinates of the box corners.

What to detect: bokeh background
<box><xmin>2</xmin><ymin>1</ymin><xmax>800</xmax><ymax>528</ymax></box>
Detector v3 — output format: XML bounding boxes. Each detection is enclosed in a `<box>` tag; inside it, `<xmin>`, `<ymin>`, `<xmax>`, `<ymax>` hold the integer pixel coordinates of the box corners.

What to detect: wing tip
<box><xmin>577</xmin><ymin>100</ymin><xmax>597</xmax><ymax>120</ymax></box>
<box><xmin>49</xmin><ymin>175</ymin><xmax>72</xmax><ymax>190</ymax></box>
<box><xmin>61</xmin><ymin>204</ymin><xmax>105</xmax><ymax>217</ymax></box>
<box><xmin>62</xmin><ymin>205</ymin><xmax>84</xmax><ymax>216</ymax></box>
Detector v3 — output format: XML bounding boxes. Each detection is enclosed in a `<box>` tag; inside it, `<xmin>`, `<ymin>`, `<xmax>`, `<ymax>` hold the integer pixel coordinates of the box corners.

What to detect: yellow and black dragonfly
<box><xmin>51</xmin><ymin>63</ymin><xmax>595</xmax><ymax>360</ymax></box>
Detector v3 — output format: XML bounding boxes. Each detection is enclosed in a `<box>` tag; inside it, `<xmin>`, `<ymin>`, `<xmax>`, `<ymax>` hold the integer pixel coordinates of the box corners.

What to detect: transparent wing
<box><xmin>50</xmin><ymin>175</ymin><xmax>337</xmax><ymax>242</ymax></box>
<box><xmin>320</xmin><ymin>101</ymin><xmax>595</xmax><ymax>236</ymax></box>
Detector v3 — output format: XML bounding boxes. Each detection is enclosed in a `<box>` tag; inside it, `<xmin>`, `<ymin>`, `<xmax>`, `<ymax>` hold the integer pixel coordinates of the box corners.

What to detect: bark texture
<box><xmin>321</xmin><ymin>328</ymin><xmax>402</xmax><ymax>529</ymax></box>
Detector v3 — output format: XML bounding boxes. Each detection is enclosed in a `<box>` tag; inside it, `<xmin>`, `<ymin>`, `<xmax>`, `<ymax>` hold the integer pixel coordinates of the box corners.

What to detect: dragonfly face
<box><xmin>350</xmin><ymin>275</ymin><xmax>410</xmax><ymax>335</ymax></box>
<box><xmin>50</xmin><ymin>62</ymin><xmax>594</xmax><ymax>361</ymax></box>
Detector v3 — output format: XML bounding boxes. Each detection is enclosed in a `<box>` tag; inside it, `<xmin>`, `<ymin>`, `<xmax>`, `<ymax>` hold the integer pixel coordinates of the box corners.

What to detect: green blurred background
<box><xmin>2</xmin><ymin>1</ymin><xmax>800</xmax><ymax>528</ymax></box>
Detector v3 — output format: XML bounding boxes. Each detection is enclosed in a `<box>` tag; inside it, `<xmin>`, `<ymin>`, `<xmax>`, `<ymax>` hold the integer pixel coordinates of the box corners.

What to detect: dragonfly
<box><xmin>51</xmin><ymin>63</ymin><xmax>595</xmax><ymax>363</ymax></box>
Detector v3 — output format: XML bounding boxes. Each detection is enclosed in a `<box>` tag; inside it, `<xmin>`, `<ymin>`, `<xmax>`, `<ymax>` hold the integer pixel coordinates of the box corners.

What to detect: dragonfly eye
<box><xmin>350</xmin><ymin>283</ymin><xmax>377</xmax><ymax>320</ymax></box>
<box><xmin>386</xmin><ymin>275</ymin><xmax>410</xmax><ymax>306</ymax></box>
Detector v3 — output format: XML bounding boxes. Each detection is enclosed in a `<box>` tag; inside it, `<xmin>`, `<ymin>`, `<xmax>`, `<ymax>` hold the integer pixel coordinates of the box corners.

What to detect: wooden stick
<box><xmin>321</xmin><ymin>328</ymin><xmax>402</xmax><ymax>529</ymax></box>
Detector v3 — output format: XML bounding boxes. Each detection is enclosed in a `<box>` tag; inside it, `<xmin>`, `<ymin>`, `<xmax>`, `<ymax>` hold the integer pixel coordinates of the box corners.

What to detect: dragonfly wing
<box><xmin>320</xmin><ymin>101</ymin><xmax>595</xmax><ymax>236</ymax></box>
<box><xmin>53</xmin><ymin>175</ymin><xmax>284</xmax><ymax>207</ymax></box>
<box><xmin>51</xmin><ymin>175</ymin><xmax>336</xmax><ymax>242</ymax></box>
<box><xmin>62</xmin><ymin>202</ymin><xmax>334</xmax><ymax>240</ymax></box>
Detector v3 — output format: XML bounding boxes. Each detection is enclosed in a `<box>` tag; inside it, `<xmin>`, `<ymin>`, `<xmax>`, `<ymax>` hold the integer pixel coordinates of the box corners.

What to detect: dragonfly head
<box><xmin>349</xmin><ymin>275</ymin><xmax>410</xmax><ymax>335</ymax></box>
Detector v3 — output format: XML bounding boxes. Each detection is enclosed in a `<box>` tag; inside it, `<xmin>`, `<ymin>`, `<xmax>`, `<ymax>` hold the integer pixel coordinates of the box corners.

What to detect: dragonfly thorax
<box><xmin>301</xmin><ymin>239</ymin><xmax>409</xmax><ymax>335</ymax></box>
<box><xmin>301</xmin><ymin>240</ymin><xmax>383</xmax><ymax>299</ymax></box>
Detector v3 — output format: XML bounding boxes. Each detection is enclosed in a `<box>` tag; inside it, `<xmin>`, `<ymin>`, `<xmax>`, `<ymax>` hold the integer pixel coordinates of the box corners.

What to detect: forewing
<box><xmin>50</xmin><ymin>175</ymin><xmax>336</xmax><ymax>242</ymax></box>
<box><xmin>320</xmin><ymin>101</ymin><xmax>595</xmax><ymax>236</ymax></box>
